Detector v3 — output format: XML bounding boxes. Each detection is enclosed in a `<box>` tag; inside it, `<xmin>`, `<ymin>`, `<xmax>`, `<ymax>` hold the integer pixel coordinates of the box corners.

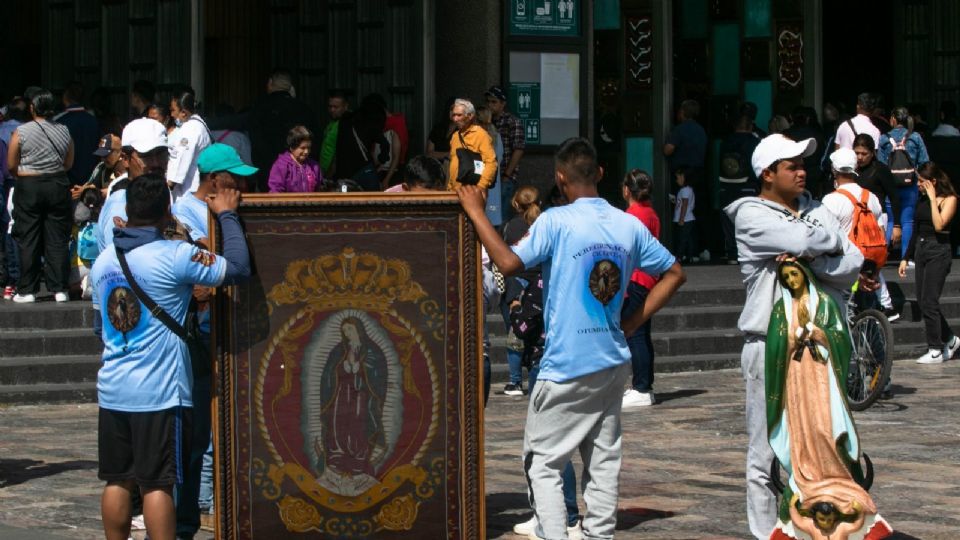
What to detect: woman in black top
<box><xmin>854</xmin><ymin>133</ymin><xmax>902</xmax><ymax>247</ymax></box>
<box><xmin>899</xmin><ymin>162</ymin><xmax>959</xmax><ymax>364</ymax></box>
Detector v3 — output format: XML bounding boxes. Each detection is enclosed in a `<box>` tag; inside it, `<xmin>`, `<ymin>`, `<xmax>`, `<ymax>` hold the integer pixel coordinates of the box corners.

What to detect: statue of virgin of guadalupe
<box><xmin>765</xmin><ymin>260</ymin><xmax>892</xmax><ymax>540</ymax></box>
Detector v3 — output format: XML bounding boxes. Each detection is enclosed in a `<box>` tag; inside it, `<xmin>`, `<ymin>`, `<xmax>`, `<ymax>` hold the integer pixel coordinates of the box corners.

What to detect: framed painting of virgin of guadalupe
<box><xmin>210</xmin><ymin>193</ymin><xmax>485</xmax><ymax>539</ymax></box>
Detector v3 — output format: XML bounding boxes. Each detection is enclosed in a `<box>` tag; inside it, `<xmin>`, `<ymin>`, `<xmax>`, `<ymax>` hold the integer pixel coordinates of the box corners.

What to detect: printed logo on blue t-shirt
<box><xmin>588</xmin><ymin>259</ymin><xmax>621</xmax><ymax>305</ymax></box>
<box><xmin>106</xmin><ymin>286</ymin><xmax>141</xmax><ymax>349</ymax></box>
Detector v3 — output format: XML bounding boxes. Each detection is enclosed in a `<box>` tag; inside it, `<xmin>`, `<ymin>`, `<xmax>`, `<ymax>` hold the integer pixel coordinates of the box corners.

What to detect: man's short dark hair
<box><xmin>857</xmin><ymin>92</ymin><xmax>877</xmax><ymax>113</ymax></box>
<box><xmin>268</xmin><ymin>69</ymin><xmax>293</xmax><ymax>92</ymax></box>
<box><xmin>124</xmin><ymin>146</ymin><xmax>169</xmax><ymax>179</ymax></box>
<box><xmin>941</xmin><ymin>101</ymin><xmax>958</xmax><ymax>123</ymax></box>
<box><xmin>126</xmin><ymin>173</ymin><xmax>170</xmax><ymax>225</ymax></box>
<box><xmin>132</xmin><ymin>80</ymin><xmax>155</xmax><ymax>103</ymax></box>
<box><xmin>6</xmin><ymin>96</ymin><xmax>29</xmax><ymax>122</ymax></box>
<box><xmin>680</xmin><ymin>99</ymin><xmax>700</xmax><ymax>120</ymax></box>
<box><xmin>361</xmin><ymin>93</ymin><xmax>388</xmax><ymax>111</ymax></box>
<box><xmin>740</xmin><ymin>101</ymin><xmax>758</xmax><ymax>121</ymax></box>
<box><xmin>63</xmin><ymin>81</ymin><xmax>84</xmax><ymax>104</ymax></box>
<box><xmin>403</xmin><ymin>155</ymin><xmax>446</xmax><ymax>190</ymax></box>
<box><xmin>555</xmin><ymin>138</ymin><xmax>599</xmax><ymax>185</ymax></box>
<box><xmin>328</xmin><ymin>90</ymin><xmax>349</xmax><ymax>102</ymax></box>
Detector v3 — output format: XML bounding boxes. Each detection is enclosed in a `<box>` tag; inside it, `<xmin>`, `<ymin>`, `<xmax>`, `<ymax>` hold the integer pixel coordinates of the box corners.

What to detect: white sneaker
<box><xmin>699</xmin><ymin>249</ymin><xmax>711</xmax><ymax>262</ymax></box>
<box><xmin>517</xmin><ymin>515</ymin><xmax>583</xmax><ymax>540</ymax></box>
<box><xmin>917</xmin><ymin>348</ymin><xmax>945</xmax><ymax>364</ymax></box>
<box><xmin>54</xmin><ymin>292</ymin><xmax>68</xmax><ymax>303</ymax></box>
<box><xmin>12</xmin><ymin>293</ymin><xmax>35</xmax><ymax>303</ymax></box>
<box><xmin>622</xmin><ymin>388</ymin><xmax>655</xmax><ymax>408</ymax></box>
<box><xmin>130</xmin><ymin>514</ymin><xmax>146</xmax><ymax>530</ymax></box>
<box><xmin>946</xmin><ymin>336</ymin><xmax>960</xmax><ymax>359</ymax></box>
<box><xmin>514</xmin><ymin>515</ymin><xmax>538</xmax><ymax>535</ymax></box>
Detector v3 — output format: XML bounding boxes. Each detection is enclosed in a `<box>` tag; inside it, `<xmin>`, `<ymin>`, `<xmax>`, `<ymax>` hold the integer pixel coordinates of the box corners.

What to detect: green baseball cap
<box><xmin>197</xmin><ymin>143</ymin><xmax>258</xmax><ymax>176</ymax></box>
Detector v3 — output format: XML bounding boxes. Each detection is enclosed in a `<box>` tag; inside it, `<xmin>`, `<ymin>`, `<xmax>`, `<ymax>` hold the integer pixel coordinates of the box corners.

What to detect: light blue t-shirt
<box><xmin>91</xmin><ymin>239</ymin><xmax>226</xmax><ymax>411</ymax></box>
<box><xmin>96</xmin><ymin>190</ymin><xmax>127</xmax><ymax>251</ymax></box>
<box><xmin>512</xmin><ymin>197</ymin><xmax>676</xmax><ymax>382</ymax></box>
<box><xmin>172</xmin><ymin>193</ymin><xmax>210</xmax><ymax>242</ymax></box>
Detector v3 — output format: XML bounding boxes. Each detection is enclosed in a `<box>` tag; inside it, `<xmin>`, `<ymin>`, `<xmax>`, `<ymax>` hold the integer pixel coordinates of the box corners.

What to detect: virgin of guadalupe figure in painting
<box><xmin>315</xmin><ymin>317</ymin><xmax>389</xmax><ymax>485</ymax></box>
<box><xmin>765</xmin><ymin>261</ymin><xmax>891</xmax><ymax>540</ymax></box>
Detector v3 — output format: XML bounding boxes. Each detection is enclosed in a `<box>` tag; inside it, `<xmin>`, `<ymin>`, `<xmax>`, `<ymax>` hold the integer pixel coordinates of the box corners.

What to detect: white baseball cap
<box><xmin>829</xmin><ymin>147</ymin><xmax>859</xmax><ymax>177</ymax></box>
<box><xmin>751</xmin><ymin>134</ymin><xmax>818</xmax><ymax>178</ymax></box>
<box><xmin>121</xmin><ymin>118</ymin><xmax>168</xmax><ymax>153</ymax></box>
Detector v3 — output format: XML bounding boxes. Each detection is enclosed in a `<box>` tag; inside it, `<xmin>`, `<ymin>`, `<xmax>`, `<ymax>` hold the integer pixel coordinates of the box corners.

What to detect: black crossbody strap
<box><xmin>115</xmin><ymin>246</ymin><xmax>190</xmax><ymax>342</ymax></box>
<box><xmin>458</xmin><ymin>130</ymin><xmax>473</xmax><ymax>153</ymax></box>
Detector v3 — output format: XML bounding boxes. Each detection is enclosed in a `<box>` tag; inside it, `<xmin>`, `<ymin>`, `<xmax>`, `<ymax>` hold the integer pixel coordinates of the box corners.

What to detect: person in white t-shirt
<box><xmin>834</xmin><ymin>93</ymin><xmax>881</xmax><ymax>150</ymax></box>
<box><xmin>822</xmin><ymin>147</ymin><xmax>899</xmax><ymax>321</ymax></box>
<box><xmin>671</xmin><ymin>168</ymin><xmax>703</xmax><ymax>262</ymax></box>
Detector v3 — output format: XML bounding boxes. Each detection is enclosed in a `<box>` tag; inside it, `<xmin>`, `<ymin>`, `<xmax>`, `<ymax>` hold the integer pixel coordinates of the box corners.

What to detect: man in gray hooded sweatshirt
<box><xmin>724</xmin><ymin>134</ymin><xmax>873</xmax><ymax>539</ymax></box>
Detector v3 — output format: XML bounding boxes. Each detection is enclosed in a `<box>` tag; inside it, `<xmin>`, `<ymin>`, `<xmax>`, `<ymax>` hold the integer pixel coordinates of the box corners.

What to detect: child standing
<box><xmin>672</xmin><ymin>168</ymin><xmax>699</xmax><ymax>262</ymax></box>
<box><xmin>268</xmin><ymin>125</ymin><xmax>323</xmax><ymax>193</ymax></box>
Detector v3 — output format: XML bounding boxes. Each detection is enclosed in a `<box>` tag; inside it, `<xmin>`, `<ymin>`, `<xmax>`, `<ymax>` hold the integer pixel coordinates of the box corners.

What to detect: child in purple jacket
<box><xmin>268</xmin><ymin>125</ymin><xmax>323</xmax><ymax>192</ymax></box>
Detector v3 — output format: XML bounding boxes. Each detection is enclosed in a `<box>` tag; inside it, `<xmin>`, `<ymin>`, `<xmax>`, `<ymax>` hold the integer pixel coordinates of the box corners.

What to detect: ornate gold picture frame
<box><xmin>211</xmin><ymin>193</ymin><xmax>484</xmax><ymax>539</ymax></box>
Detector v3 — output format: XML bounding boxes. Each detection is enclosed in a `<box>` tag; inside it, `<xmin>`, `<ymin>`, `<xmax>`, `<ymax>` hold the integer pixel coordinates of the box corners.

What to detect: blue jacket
<box><xmin>878</xmin><ymin>126</ymin><xmax>929</xmax><ymax>169</ymax></box>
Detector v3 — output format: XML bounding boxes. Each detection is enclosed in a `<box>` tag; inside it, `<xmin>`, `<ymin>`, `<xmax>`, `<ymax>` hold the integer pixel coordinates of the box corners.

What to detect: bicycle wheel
<box><xmin>846</xmin><ymin>309</ymin><xmax>895</xmax><ymax>411</ymax></box>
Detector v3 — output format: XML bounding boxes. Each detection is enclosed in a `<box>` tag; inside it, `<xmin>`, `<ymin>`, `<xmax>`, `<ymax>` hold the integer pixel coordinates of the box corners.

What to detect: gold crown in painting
<box><xmin>267</xmin><ymin>248</ymin><xmax>428</xmax><ymax>312</ymax></box>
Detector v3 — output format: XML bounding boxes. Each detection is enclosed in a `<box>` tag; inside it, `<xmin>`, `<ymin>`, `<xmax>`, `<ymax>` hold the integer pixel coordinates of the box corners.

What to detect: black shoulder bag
<box><xmin>456</xmin><ymin>130</ymin><xmax>484</xmax><ymax>185</ymax></box>
<box><xmin>116</xmin><ymin>246</ymin><xmax>211</xmax><ymax>378</ymax></box>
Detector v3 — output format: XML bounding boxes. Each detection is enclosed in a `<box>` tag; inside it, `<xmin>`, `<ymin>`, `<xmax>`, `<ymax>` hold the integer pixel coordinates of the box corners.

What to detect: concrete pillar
<box><xmin>434</xmin><ymin>0</ymin><xmax>502</xmax><ymax>111</ymax></box>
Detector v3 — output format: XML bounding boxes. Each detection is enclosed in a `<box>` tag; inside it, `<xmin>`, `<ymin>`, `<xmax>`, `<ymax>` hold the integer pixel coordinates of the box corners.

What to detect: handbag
<box><xmin>456</xmin><ymin>130</ymin><xmax>484</xmax><ymax>185</ymax></box>
<box><xmin>116</xmin><ymin>246</ymin><xmax>211</xmax><ymax>378</ymax></box>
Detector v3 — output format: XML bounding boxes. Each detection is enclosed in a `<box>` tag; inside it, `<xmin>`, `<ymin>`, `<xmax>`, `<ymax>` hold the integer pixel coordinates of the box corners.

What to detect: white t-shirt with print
<box><xmin>821</xmin><ymin>183</ymin><xmax>886</xmax><ymax>234</ymax></box>
<box><xmin>673</xmin><ymin>185</ymin><xmax>695</xmax><ymax>223</ymax></box>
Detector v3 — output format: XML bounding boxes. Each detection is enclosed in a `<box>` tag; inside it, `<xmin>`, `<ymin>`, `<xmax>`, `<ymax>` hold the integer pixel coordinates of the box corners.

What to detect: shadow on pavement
<box><xmin>486</xmin><ymin>492</ymin><xmax>531</xmax><ymax>534</ymax></box>
<box><xmin>0</xmin><ymin>458</ymin><xmax>97</xmax><ymax>487</ymax></box>
<box><xmin>889</xmin><ymin>533</ymin><xmax>924</xmax><ymax>540</ymax></box>
<box><xmin>616</xmin><ymin>506</ymin><xmax>676</xmax><ymax>530</ymax></box>
<box><xmin>655</xmin><ymin>389</ymin><xmax>707</xmax><ymax>404</ymax></box>
<box><xmin>887</xmin><ymin>384</ymin><xmax>916</xmax><ymax>396</ymax></box>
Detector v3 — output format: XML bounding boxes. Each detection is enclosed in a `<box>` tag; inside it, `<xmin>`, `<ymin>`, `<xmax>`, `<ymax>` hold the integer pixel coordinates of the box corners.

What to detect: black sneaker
<box><xmin>503</xmin><ymin>383</ymin><xmax>524</xmax><ymax>396</ymax></box>
<box><xmin>883</xmin><ymin>307</ymin><xmax>900</xmax><ymax>323</ymax></box>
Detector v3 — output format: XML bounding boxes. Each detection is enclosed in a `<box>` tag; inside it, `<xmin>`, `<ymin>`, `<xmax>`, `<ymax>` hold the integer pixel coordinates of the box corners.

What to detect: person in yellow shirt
<box><xmin>447</xmin><ymin>98</ymin><xmax>498</xmax><ymax>190</ymax></box>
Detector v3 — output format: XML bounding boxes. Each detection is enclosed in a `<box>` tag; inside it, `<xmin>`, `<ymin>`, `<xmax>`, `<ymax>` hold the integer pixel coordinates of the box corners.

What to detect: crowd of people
<box><xmin>2</xmin><ymin>71</ymin><xmax>957</xmax><ymax>540</ymax></box>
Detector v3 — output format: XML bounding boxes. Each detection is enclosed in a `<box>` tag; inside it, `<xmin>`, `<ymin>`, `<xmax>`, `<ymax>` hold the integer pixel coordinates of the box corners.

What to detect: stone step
<box><xmin>0</xmin><ymin>381</ymin><xmax>97</xmax><ymax>404</ymax></box>
<box><xmin>664</xmin><ymin>271</ymin><xmax>960</xmax><ymax>308</ymax></box>
<box><xmin>0</xmin><ymin>356</ymin><xmax>101</xmax><ymax>386</ymax></box>
<box><xmin>0</xmin><ymin>329</ymin><xmax>102</xmax><ymax>358</ymax></box>
<box><xmin>0</xmin><ymin>301</ymin><xmax>96</xmax><ymax>331</ymax></box>
<box><xmin>488</xmin><ymin>317</ymin><xmax>960</xmax><ymax>358</ymax></box>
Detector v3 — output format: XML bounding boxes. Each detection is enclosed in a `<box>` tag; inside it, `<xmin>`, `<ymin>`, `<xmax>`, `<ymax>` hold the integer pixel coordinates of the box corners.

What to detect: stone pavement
<box><xmin>1</xmin><ymin>360</ymin><xmax>958</xmax><ymax>539</ymax></box>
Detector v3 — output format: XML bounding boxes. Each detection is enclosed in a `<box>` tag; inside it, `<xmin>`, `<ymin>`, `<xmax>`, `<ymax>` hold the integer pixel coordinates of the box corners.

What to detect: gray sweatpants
<box><xmin>523</xmin><ymin>363</ymin><xmax>630</xmax><ymax>540</ymax></box>
<box><xmin>742</xmin><ymin>336</ymin><xmax>778</xmax><ymax>539</ymax></box>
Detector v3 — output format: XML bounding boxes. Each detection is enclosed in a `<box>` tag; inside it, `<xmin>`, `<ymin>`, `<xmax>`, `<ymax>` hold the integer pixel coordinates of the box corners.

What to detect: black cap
<box><xmin>93</xmin><ymin>134</ymin><xmax>115</xmax><ymax>157</ymax></box>
<box><xmin>484</xmin><ymin>86</ymin><xmax>507</xmax><ymax>102</ymax></box>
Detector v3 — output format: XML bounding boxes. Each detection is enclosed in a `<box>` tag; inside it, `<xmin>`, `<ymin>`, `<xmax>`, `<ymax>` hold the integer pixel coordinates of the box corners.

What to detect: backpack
<box><xmin>888</xmin><ymin>136</ymin><xmax>915</xmax><ymax>187</ymax></box>
<box><xmin>77</xmin><ymin>222</ymin><xmax>100</xmax><ymax>262</ymax></box>
<box><xmin>837</xmin><ymin>188</ymin><xmax>887</xmax><ymax>267</ymax></box>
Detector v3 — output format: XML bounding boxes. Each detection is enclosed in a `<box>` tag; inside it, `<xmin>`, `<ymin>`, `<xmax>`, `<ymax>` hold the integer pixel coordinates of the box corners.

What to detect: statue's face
<box><xmin>814</xmin><ymin>508</ymin><xmax>837</xmax><ymax>531</ymax></box>
<box><xmin>781</xmin><ymin>265</ymin><xmax>806</xmax><ymax>292</ymax></box>
<box><xmin>342</xmin><ymin>321</ymin><xmax>361</xmax><ymax>344</ymax></box>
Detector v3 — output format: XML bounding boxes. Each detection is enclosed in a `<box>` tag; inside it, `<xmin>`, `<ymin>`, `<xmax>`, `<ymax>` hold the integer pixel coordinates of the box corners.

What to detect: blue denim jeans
<box><xmin>507</xmin><ymin>349</ymin><xmax>524</xmax><ymax>386</ymax></box>
<box><xmin>197</xmin><ymin>436</ymin><xmax>214</xmax><ymax>512</ymax></box>
<box><xmin>500</xmin><ymin>277</ymin><xmax>530</xmax><ymax>386</ymax></box>
<box><xmin>886</xmin><ymin>186</ymin><xmax>918</xmax><ymax>259</ymax></box>
<box><xmin>175</xmin><ymin>362</ymin><xmax>212</xmax><ymax>538</ymax></box>
<box><xmin>621</xmin><ymin>282</ymin><xmax>654</xmax><ymax>392</ymax></box>
<box><xmin>528</xmin><ymin>365</ymin><xmax>580</xmax><ymax>526</ymax></box>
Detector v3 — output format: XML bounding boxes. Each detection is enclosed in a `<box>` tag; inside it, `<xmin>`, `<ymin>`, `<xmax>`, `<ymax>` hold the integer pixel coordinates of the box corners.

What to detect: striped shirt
<box><xmin>16</xmin><ymin>120</ymin><xmax>71</xmax><ymax>175</ymax></box>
